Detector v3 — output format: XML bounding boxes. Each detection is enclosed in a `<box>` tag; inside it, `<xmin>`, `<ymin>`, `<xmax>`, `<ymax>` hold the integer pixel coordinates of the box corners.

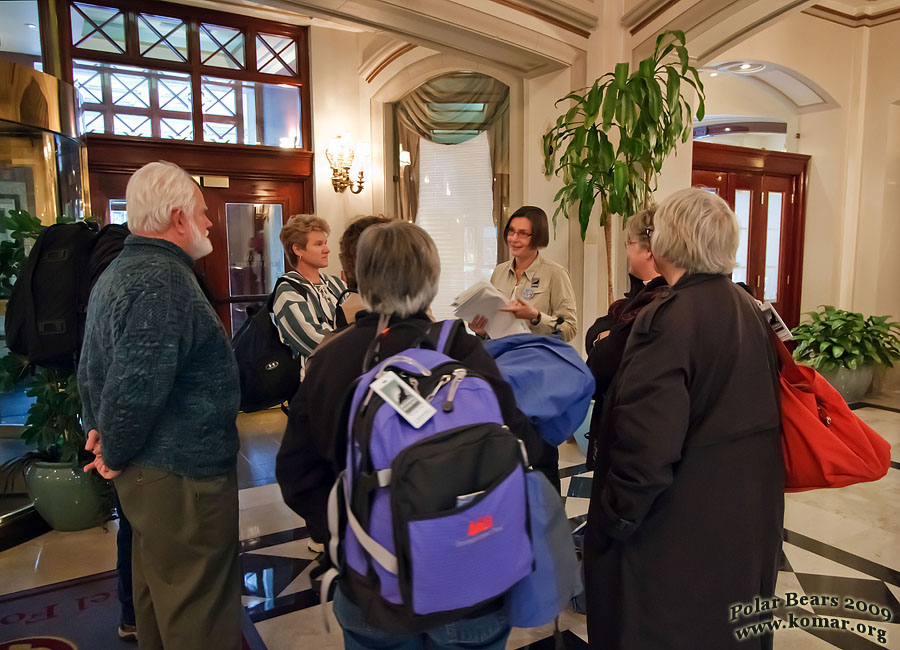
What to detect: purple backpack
<box><xmin>321</xmin><ymin>319</ymin><xmax>533</xmax><ymax>633</ymax></box>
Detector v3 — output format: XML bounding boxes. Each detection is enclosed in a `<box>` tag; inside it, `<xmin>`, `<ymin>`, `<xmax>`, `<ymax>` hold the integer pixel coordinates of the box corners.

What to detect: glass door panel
<box><xmin>733</xmin><ymin>189</ymin><xmax>752</xmax><ymax>285</ymax></box>
<box><xmin>109</xmin><ymin>199</ymin><xmax>127</xmax><ymax>224</ymax></box>
<box><xmin>763</xmin><ymin>191</ymin><xmax>784</xmax><ymax>301</ymax></box>
<box><xmin>224</xmin><ymin>202</ymin><xmax>284</xmax><ymax>335</ymax></box>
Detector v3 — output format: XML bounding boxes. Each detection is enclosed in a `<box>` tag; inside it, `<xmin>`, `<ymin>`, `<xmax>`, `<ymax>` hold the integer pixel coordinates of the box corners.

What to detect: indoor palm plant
<box><xmin>0</xmin><ymin>210</ymin><xmax>109</xmax><ymax>531</ymax></box>
<box><xmin>791</xmin><ymin>305</ymin><xmax>900</xmax><ymax>402</ymax></box>
<box><xmin>542</xmin><ymin>30</ymin><xmax>705</xmax><ymax>302</ymax></box>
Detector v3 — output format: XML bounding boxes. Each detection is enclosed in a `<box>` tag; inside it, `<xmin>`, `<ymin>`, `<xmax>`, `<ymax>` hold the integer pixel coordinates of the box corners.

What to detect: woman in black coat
<box><xmin>584</xmin><ymin>188</ymin><xmax>784</xmax><ymax>650</ymax></box>
<box><xmin>584</xmin><ymin>206</ymin><xmax>666</xmax><ymax>470</ymax></box>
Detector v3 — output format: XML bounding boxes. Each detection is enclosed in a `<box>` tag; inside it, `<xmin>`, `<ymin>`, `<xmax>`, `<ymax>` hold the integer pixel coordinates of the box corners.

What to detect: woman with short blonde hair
<box><xmin>279</xmin><ymin>214</ymin><xmax>331</xmax><ymax>267</ymax></box>
<box><xmin>272</xmin><ymin>214</ymin><xmax>346</xmax><ymax>376</ymax></box>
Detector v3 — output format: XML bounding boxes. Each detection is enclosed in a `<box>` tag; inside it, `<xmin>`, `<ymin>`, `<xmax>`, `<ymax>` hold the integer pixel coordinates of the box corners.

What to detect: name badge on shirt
<box><xmin>522</xmin><ymin>278</ymin><xmax>539</xmax><ymax>301</ymax></box>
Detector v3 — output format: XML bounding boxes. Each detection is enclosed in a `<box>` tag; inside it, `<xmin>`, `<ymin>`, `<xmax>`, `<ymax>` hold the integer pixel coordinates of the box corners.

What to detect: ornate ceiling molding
<box><xmin>802</xmin><ymin>3</ymin><xmax>900</xmax><ymax>26</ymax></box>
<box><xmin>258</xmin><ymin>0</ymin><xmax>586</xmax><ymax>76</ymax></box>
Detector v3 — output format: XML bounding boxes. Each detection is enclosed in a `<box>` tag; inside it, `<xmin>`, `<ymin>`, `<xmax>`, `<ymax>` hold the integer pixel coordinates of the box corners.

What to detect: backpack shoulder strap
<box><xmin>268</xmin><ymin>274</ymin><xmax>306</xmax><ymax>311</ymax></box>
<box><xmin>426</xmin><ymin>319</ymin><xmax>463</xmax><ymax>355</ymax></box>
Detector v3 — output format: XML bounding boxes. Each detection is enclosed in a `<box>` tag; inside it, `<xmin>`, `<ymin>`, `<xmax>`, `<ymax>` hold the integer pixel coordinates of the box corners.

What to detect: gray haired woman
<box><xmin>583</xmin><ymin>187</ymin><xmax>784</xmax><ymax>650</ymax></box>
<box><xmin>275</xmin><ymin>221</ymin><xmax>543</xmax><ymax>650</ymax></box>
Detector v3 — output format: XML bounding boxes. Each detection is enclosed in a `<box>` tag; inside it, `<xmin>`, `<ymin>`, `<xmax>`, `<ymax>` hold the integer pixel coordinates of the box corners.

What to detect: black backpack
<box><xmin>5</xmin><ymin>222</ymin><xmax>129</xmax><ymax>371</ymax></box>
<box><xmin>232</xmin><ymin>277</ymin><xmax>303</xmax><ymax>412</ymax></box>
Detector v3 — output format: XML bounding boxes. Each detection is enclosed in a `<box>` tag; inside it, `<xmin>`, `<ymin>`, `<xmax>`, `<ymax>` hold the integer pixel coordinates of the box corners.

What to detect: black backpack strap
<box><xmin>361</xmin><ymin>315</ymin><xmax>434</xmax><ymax>373</ymax></box>
<box><xmin>267</xmin><ymin>274</ymin><xmax>306</xmax><ymax>312</ymax></box>
<box><xmin>333</xmin><ymin>289</ymin><xmax>352</xmax><ymax>330</ymax></box>
<box><xmin>424</xmin><ymin>319</ymin><xmax>464</xmax><ymax>355</ymax></box>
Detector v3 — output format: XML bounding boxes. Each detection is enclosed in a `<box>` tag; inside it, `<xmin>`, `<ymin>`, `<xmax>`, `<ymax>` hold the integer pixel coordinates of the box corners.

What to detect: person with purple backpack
<box><xmin>276</xmin><ymin>221</ymin><xmax>545</xmax><ymax>649</ymax></box>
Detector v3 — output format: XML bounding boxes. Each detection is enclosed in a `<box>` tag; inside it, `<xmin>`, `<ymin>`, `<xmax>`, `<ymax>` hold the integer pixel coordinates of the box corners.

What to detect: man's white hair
<box><xmin>126</xmin><ymin>161</ymin><xmax>199</xmax><ymax>233</ymax></box>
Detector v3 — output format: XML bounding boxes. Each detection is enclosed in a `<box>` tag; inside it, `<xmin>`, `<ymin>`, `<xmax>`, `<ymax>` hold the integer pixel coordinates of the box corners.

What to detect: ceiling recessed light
<box><xmin>25</xmin><ymin>23</ymin><xmax>37</xmax><ymax>29</ymax></box>
<box><xmin>709</xmin><ymin>72</ymin><xmax>718</xmax><ymax>77</ymax></box>
<box><xmin>724</xmin><ymin>127</ymin><xmax>731</xmax><ymax>132</ymax></box>
<box><xmin>724</xmin><ymin>61</ymin><xmax>766</xmax><ymax>74</ymax></box>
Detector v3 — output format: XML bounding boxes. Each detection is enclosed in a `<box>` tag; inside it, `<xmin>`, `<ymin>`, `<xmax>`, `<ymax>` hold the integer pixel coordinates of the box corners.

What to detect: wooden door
<box><xmin>691</xmin><ymin>169</ymin><xmax>727</xmax><ymax>196</ymax></box>
<box><xmin>691</xmin><ymin>142</ymin><xmax>809</xmax><ymax>329</ymax></box>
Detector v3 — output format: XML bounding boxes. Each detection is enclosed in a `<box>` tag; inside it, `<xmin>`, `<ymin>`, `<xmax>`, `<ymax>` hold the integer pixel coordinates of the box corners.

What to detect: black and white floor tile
<box><xmin>0</xmin><ymin>404</ymin><xmax>897</xmax><ymax>650</ymax></box>
<box><xmin>232</xmin><ymin>404</ymin><xmax>900</xmax><ymax>650</ymax></box>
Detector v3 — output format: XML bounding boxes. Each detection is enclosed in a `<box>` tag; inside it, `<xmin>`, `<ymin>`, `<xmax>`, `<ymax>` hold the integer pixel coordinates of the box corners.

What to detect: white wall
<box><xmin>854</xmin><ymin>21</ymin><xmax>900</xmax><ymax>322</ymax></box>
<box><xmin>705</xmin><ymin>13</ymin><xmax>864</xmax><ymax>316</ymax></box>
<box><xmin>523</xmin><ymin>68</ymin><xmax>573</xmax><ymax>268</ymax></box>
<box><xmin>308</xmin><ymin>27</ymin><xmax>374</xmax><ymax>277</ymax></box>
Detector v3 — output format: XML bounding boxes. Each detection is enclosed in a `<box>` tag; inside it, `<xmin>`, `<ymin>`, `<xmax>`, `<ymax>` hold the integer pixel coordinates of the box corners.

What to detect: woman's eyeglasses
<box><xmin>508</xmin><ymin>230</ymin><xmax>533</xmax><ymax>239</ymax></box>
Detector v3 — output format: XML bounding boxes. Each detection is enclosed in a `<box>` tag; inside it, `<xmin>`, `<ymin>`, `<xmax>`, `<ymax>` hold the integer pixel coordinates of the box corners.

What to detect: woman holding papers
<box><xmin>471</xmin><ymin>205</ymin><xmax>577</xmax><ymax>342</ymax></box>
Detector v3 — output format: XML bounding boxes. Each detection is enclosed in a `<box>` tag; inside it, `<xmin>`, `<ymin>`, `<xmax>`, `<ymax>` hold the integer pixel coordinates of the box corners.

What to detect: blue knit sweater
<box><xmin>78</xmin><ymin>235</ymin><xmax>240</xmax><ymax>477</ymax></box>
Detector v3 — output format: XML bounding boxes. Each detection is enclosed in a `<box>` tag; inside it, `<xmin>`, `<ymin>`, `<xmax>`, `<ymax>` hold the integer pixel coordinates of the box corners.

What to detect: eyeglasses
<box><xmin>508</xmin><ymin>230</ymin><xmax>533</xmax><ymax>239</ymax></box>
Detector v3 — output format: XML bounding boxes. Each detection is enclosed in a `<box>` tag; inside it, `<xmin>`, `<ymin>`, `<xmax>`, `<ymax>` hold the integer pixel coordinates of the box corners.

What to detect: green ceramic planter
<box><xmin>24</xmin><ymin>461</ymin><xmax>105</xmax><ymax>531</ymax></box>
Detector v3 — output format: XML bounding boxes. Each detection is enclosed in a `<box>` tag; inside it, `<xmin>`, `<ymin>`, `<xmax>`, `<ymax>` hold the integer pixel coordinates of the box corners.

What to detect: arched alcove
<box><xmin>366</xmin><ymin>53</ymin><xmax>525</xmax><ymax>220</ymax></box>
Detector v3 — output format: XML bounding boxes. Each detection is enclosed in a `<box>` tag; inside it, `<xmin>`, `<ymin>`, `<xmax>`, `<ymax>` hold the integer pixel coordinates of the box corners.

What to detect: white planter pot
<box><xmin>818</xmin><ymin>365</ymin><xmax>874</xmax><ymax>404</ymax></box>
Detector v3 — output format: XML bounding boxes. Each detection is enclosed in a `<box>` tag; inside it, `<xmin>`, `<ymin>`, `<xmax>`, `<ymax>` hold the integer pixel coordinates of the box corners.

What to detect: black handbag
<box><xmin>232</xmin><ymin>278</ymin><xmax>302</xmax><ymax>412</ymax></box>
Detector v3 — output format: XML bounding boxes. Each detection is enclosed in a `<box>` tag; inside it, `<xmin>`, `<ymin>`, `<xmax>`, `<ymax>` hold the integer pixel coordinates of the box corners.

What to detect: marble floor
<box><xmin>1</xmin><ymin>403</ymin><xmax>898</xmax><ymax>649</ymax></box>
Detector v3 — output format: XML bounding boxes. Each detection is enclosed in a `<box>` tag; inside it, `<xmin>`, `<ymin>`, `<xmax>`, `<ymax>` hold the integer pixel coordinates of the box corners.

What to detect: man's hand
<box><xmin>469</xmin><ymin>314</ymin><xmax>488</xmax><ymax>336</ymax></box>
<box><xmin>501</xmin><ymin>298</ymin><xmax>540</xmax><ymax>322</ymax></box>
<box><xmin>83</xmin><ymin>429</ymin><xmax>122</xmax><ymax>479</ymax></box>
<box><xmin>85</xmin><ymin>428</ymin><xmax>101</xmax><ymax>455</ymax></box>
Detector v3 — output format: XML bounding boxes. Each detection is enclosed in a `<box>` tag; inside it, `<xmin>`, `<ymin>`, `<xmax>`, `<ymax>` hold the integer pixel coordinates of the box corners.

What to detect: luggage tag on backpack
<box><xmin>370</xmin><ymin>370</ymin><xmax>436</xmax><ymax>429</ymax></box>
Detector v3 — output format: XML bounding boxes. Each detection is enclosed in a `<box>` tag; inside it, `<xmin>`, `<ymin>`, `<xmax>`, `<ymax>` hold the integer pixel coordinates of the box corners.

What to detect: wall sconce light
<box><xmin>325</xmin><ymin>133</ymin><xmax>366</xmax><ymax>194</ymax></box>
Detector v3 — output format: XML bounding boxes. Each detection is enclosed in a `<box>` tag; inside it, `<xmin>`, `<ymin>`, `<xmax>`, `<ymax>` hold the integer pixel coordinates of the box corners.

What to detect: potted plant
<box><xmin>0</xmin><ymin>210</ymin><xmax>111</xmax><ymax>531</ymax></box>
<box><xmin>791</xmin><ymin>305</ymin><xmax>900</xmax><ymax>403</ymax></box>
<box><xmin>541</xmin><ymin>30</ymin><xmax>705</xmax><ymax>302</ymax></box>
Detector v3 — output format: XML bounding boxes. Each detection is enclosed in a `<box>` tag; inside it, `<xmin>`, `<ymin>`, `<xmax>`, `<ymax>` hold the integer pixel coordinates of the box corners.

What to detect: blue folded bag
<box><xmin>484</xmin><ymin>334</ymin><xmax>594</xmax><ymax>446</ymax></box>
<box><xmin>506</xmin><ymin>470</ymin><xmax>581</xmax><ymax>627</ymax></box>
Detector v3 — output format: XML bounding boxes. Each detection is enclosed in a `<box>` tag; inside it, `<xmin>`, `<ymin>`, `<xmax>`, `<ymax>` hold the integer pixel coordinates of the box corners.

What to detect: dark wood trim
<box><xmin>84</xmin><ymin>134</ymin><xmax>313</xmax><ymax>180</ymax></box>
<box><xmin>803</xmin><ymin>4</ymin><xmax>900</xmax><ymax>26</ymax></box>
<box><xmin>366</xmin><ymin>44</ymin><xmax>417</xmax><ymax>84</ymax></box>
<box><xmin>630</xmin><ymin>0</ymin><xmax>680</xmax><ymax>35</ymax></box>
<box><xmin>297</xmin><ymin>27</ymin><xmax>312</xmax><ymax>151</ymax></box>
<box><xmin>66</xmin><ymin>48</ymin><xmax>306</xmax><ymax>87</ymax></box>
<box><xmin>188</xmin><ymin>18</ymin><xmax>202</xmax><ymax>142</ymax></box>
<box><xmin>56</xmin><ymin>0</ymin><xmax>74</xmax><ymax>83</ymax></box>
<box><xmin>68</xmin><ymin>0</ymin><xmax>306</xmax><ymax>36</ymax></box>
<box><xmin>693</xmin><ymin>141</ymin><xmax>810</xmax><ymax>177</ymax></box>
<box><xmin>487</xmin><ymin>0</ymin><xmax>591</xmax><ymax>38</ymax></box>
<box><xmin>38</xmin><ymin>0</ymin><xmax>62</xmax><ymax>78</ymax></box>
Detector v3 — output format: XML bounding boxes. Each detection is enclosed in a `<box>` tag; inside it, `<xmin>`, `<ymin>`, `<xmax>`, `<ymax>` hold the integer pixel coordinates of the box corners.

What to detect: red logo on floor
<box><xmin>0</xmin><ymin>638</ymin><xmax>77</xmax><ymax>650</ymax></box>
<box><xmin>467</xmin><ymin>516</ymin><xmax>494</xmax><ymax>536</ymax></box>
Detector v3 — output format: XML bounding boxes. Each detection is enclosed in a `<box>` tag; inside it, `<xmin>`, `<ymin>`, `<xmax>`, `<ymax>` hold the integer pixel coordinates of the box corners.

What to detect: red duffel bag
<box><xmin>770</xmin><ymin>331</ymin><xmax>891</xmax><ymax>492</ymax></box>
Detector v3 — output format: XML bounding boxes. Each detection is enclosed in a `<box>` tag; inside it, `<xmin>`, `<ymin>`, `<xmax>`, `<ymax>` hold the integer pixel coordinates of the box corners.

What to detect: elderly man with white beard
<box><xmin>78</xmin><ymin>160</ymin><xmax>242</xmax><ymax>650</ymax></box>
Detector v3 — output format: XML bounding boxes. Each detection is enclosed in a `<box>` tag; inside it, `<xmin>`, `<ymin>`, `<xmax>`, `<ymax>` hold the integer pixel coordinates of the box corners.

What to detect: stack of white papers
<box><xmin>451</xmin><ymin>281</ymin><xmax>530</xmax><ymax>339</ymax></box>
